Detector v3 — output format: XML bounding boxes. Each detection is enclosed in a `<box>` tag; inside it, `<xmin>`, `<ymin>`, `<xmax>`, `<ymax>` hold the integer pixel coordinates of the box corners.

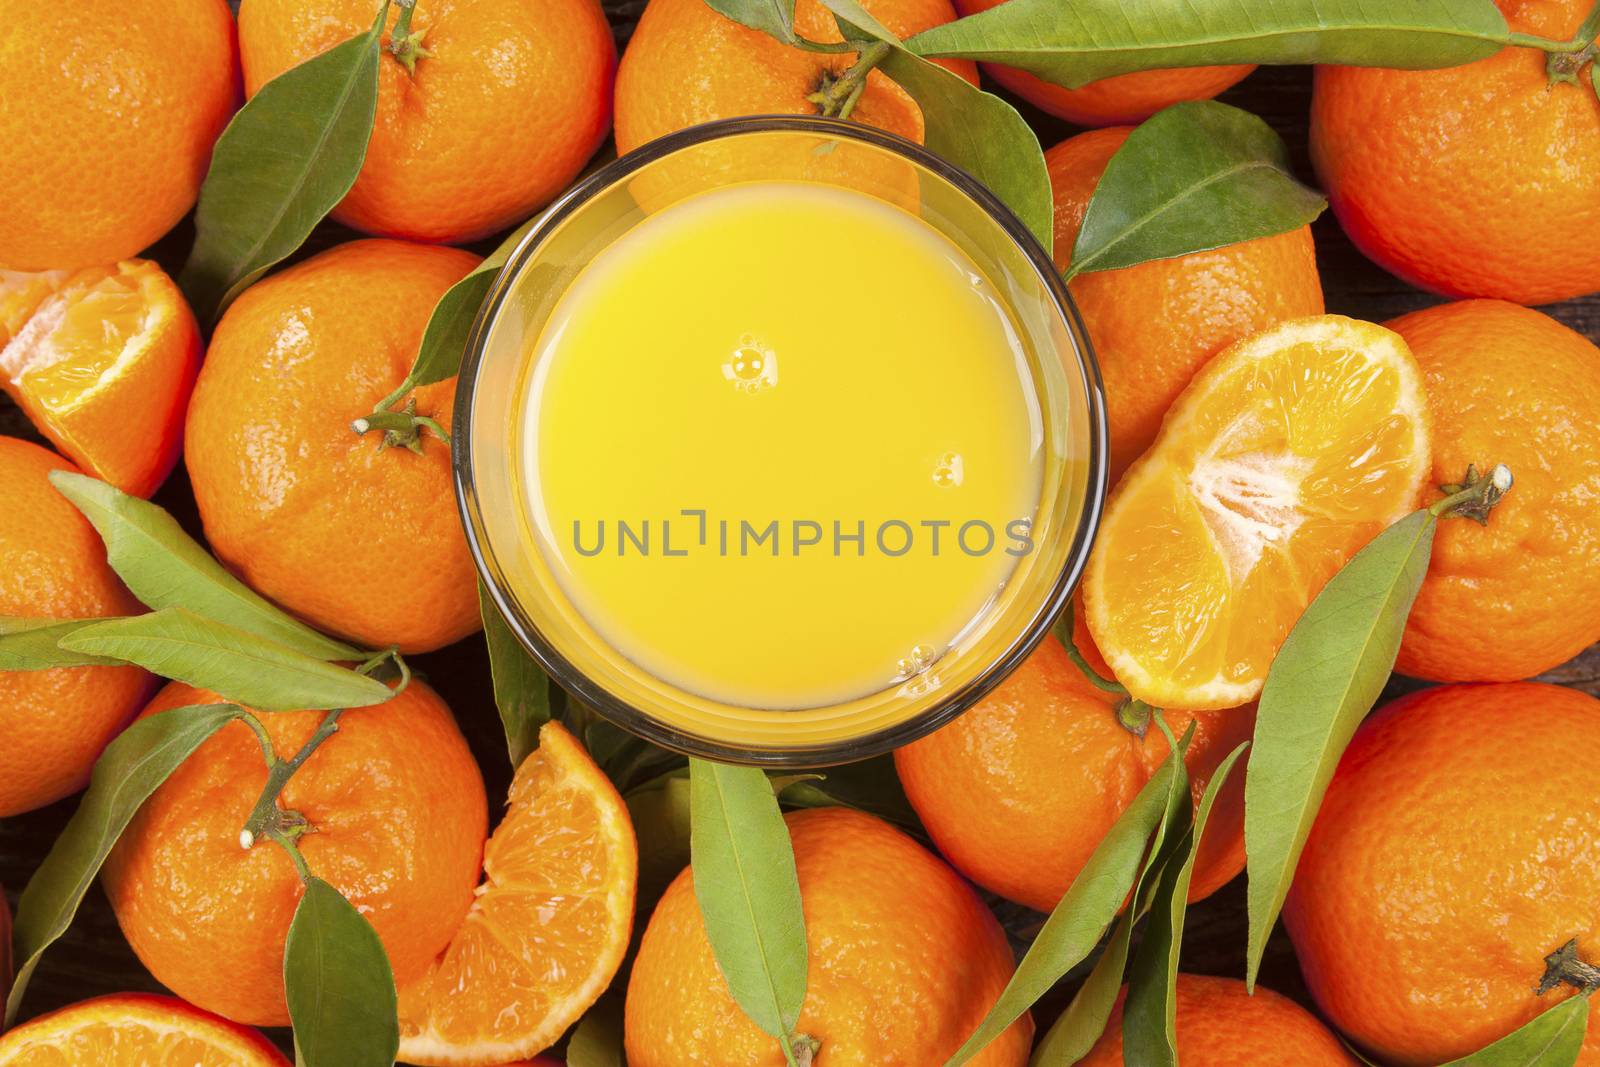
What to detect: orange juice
<box><xmin>518</xmin><ymin>181</ymin><xmax>1044</xmax><ymax>710</ymax></box>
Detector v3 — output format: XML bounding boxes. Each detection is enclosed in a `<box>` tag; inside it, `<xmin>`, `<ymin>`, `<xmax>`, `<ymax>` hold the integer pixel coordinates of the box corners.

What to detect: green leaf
<box><xmin>948</xmin><ymin>724</ymin><xmax>1195</xmax><ymax>1067</ymax></box>
<box><xmin>816</xmin><ymin>0</ymin><xmax>1053</xmax><ymax>253</ymax></box>
<box><xmin>1066</xmin><ymin>101</ymin><xmax>1326</xmax><ymax>278</ymax></box>
<box><xmin>907</xmin><ymin>0</ymin><xmax>1509</xmax><ymax>88</ymax></box>
<box><xmin>1245</xmin><ymin>508</ymin><xmax>1437</xmax><ymax>987</ymax></box>
<box><xmin>48</xmin><ymin>472</ymin><xmax>362</xmax><ymax>661</ymax></box>
<box><xmin>479</xmin><ymin>584</ymin><xmax>551</xmax><ymax>770</ymax></box>
<box><xmin>689</xmin><ymin>758</ymin><xmax>809</xmax><ymax>1057</ymax></box>
<box><xmin>706</xmin><ymin>0</ymin><xmax>801</xmax><ymax>45</ymax></box>
<box><xmin>5</xmin><ymin>703</ymin><xmax>242</xmax><ymax>1026</ymax></box>
<box><xmin>627</xmin><ymin>770</ymin><xmax>694</xmax><ymax>908</ymax></box>
<box><xmin>776</xmin><ymin>755</ymin><xmax>922</xmax><ymax>830</ymax></box>
<box><xmin>566</xmin><ymin>993</ymin><xmax>627</xmax><ymax>1067</ymax></box>
<box><xmin>1440</xmin><ymin>996</ymin><xmax>1592</xmax><ymax>1066</ymax></box>
<box><xmin>284</xmin><ymin>876</ymin><xmax>399</xmax><ymax>1067</ymax></box>
<box><xmin>1121</xmin><ymin>742</ymin><xmax>1249</xmax><ymax>1066</ymax></box>
<box><xmin>0</xmin><ymin>617</ymin><xmax>127</xmax><ymax>670</ymax></box>
<box><xmin>59</xmin><ymin>607</ymin><xmax>394</xmax><ymax>712</ymax></box>
<box><xmin>179</xmin><ymin>2</ymin><xmax>388</xmax><ymax>321</ymax></box>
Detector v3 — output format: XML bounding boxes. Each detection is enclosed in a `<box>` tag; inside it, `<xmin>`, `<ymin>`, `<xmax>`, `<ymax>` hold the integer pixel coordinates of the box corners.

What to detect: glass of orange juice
<box><xmin>456</xmin><ymin>116</ymin><xmax>1106</xmax><ymax>766</ymax></box>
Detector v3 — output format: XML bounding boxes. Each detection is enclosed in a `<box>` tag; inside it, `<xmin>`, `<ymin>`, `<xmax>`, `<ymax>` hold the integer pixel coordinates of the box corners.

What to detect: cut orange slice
<box><xmin>398</xmin><ymin>721</ymin><xmax>638</xmax><ymax>1066</ymax></box>
<box><xmin>0</xmin><ymin>260</ymin><xmax>200</xmax><ymax>497</ymax></box>
<box><xmin>0</xmin><ymin>994</ymin><xmax>288</xmax><ymax>1066</ymax></box>
<box><xmin>1084</xmin><ymin>315</ymin><xmax>1431</xmax><ymax>710</ymax></box>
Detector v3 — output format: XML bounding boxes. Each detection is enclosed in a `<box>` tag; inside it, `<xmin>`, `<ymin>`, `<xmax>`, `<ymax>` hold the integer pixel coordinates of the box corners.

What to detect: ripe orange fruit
<box><xmin>625</xmin><ymin>806</ymin><xmax>1032</xmax><ymax>1067</ymax></box>
<box><xmin>1078</xmin><ymin>975</ymin><xmax>1355</xmax><ymax>1065</ymax></box>
<box><xmin>615</xmin><ymin>0</ymin><xmax>977</xmax><ymax>154</ymax></box>
<box><xmin>1046</xmin><ymin>127</ymin><xmax>1324</xmax><ymax>478</ymax></box>
<box><xmin>238</xmin><ymin>0</ymin><xmax>614</xmax><ymax>244</ymax></box>
<box><xmin>1311</xmin><ymin>0</ymin><xmax>1600</xmax><ymax>304</ymax></box>
<box><xmin>102</xmin><ymin>679</ymin><xmax>488</xmax><ymax>1027</ymax></box>
<box><xmin>185</xmin><ymin>239</ymin><xmax>481</xmax><ymax>654</ymax></box>
<box><xmin>1284</xmin><ymin>683</ymin><xmax>1600</xmax><ymax>1065</ymax></box>
<box><xmin>1084</xmin><ymin>315</ymin><xmax>1431</xmax><ymax>710</ymax></box>
<box><xmin>950</xmin><ymin>0</ymin><xmax>1252</xmax><ymax>126</ymax></box>
<box><xmin>895</xmin><ymin>629</ymin><xmax>1254</xmax><ymax>913</ymax></box>
<box><xmin>1386</xmin><ymin>301</ymin><xmax>1600</xmax><ymax>682</ymax></box>
<box><xmin>0</xmin><ymin>437</ymin><xmax>152</xmax><ymax>818</ymax></box>
<box><xmin>0</xmin><ymin>260</ymin><xmax>201</xmax><ymax>497</ymax></box>
<box><xmin>0</xmin><ymin>0</ymin><xmax>237</xmax><ymax>271</ymax></box>
<box><xmin>0</xmin><ymin>993</ymin><xmax>289</xmax><ymax>1066</ymax></box>
<box><xmin>398</xmin><ymin>721</ymin><xmax>637</xmax><ymax>1066</ymax></box>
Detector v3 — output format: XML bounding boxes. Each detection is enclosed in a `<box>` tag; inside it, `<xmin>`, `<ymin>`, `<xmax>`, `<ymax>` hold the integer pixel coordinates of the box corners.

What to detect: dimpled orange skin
<box><xmin>0</xmin><ymin>437</ymin><xmax>153</xmax><ymax>818</ymax></box>
<box><xmin>1283</xmin><ymin>684</ymin><xmax>1600</xmax><ymax>1065</ymax></box>
<box><xmin>239</xmin><ymin>0</ymin><xmax>614</xmax><ymax>244</ymax></box>
<box><xmin>102</xmin><ymin>679</ymin><xmax>488</xmax><ymax>1028</ymax></box>
<box><xmin>1079</xmin><ymin>975</ymin><xmax>1356</xmax><ymax>1065</ymax></box>
<box><xmin>625</xmin><ymin>807</ymin><xmax>1032</xmax><ymax>1067</ymax></box>
<box><xmin>1311</xmin><ymin>0</ymin><xmax>1600</xmax><ymax>305</ymax></box>
<box><xmin>950</xmin><ymin>0</ymin><xmax>1252</xmax><ymax>126</ymax></box>
<box><xmin>1385</xmin><ymin>301</ymin><xmax>1600</xmax><ymax>682</ymax></box>
<box><xmin>614</xmin><ymin>0</ymin><xmax>977</xmax><ymax>154</ymax></box>
<box><xmin>0</xmin><ymin>0</ymin><xmax>237</xmax><ymax>271</ymax></box>
<box><xmin>895</xmin><ymin>628</ymin><xmax>1254</xmax><ymax>914</ymax></box>
<box><xmin>1047</xmin><ymin>127</ymin><xmax>1324</xmax><ymax>479</ymax></box>
<box><xmin>185</xmin><ymin>240</ymin><xmax>481</xmax><ymax>654</ymax></box>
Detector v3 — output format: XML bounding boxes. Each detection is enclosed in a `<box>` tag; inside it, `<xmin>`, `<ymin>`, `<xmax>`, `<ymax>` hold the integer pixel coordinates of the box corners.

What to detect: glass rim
<box><xmin>453</xmin><ymin>113</ymin><xmax>1109</xmax><ymax>767</ymax></box>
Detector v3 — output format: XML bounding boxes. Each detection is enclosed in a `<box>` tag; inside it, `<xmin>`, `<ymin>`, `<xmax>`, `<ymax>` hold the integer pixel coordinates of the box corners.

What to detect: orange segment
<box><xmin>1084</xmin><ymin>315</ymin><xmax>1431</xmax><ymax>710</ymax></box>
<box><xmin>0</xmin><ymin>260</ymin><xmax>200</xmax><ymax>497</ymax></box>
<box><xmin>398</xmin><ymin>721</ymin><xmax>637</xmax><ymax>1066</ymax></box>
<box><xmin>0</xmin><ymin>994</ymin><xmax>289</xmax><ymax>1066</ymax></box>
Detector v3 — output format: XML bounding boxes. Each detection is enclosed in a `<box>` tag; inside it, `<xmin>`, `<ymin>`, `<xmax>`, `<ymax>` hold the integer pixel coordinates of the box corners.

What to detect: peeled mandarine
<box><xmin>185</xmin><ymin>239</ymin><xmax>481</xmax><ymax>654</ymax></box>
<box><xmin>1284</xmin><ymin>683</ymin><xmax>1600</xmax><ymax>1065</ymax></box>
<box><xmin>0</xmin><ymin>260</ymin><xmax>201</xmax><ymax>498</ymax></box>
<box><xmin>949</xmin><ymin>0</ymin><xmax>1253</xmax><ymax>126</ymax></box>
<box><xmin>0</xmin><ymin>0</ymin><xmax>238</xmax><ymax>271</ymax></box>
<box><xmin>625</xmin><ymin>807</ymin><xmax>1032</xmax><ymax>1067</ymax></box>
<box><xmin>1386</xmin><ymin>301</ymin><xmax>1600</xmax><ymax>682</ymax></box>
<box><xmin>615</xmin><ymin>0</ymin><xmax>977</xmax><ymax>154</ymax></box>
<box><xmin>239</xmin><ymin>0</ymin><xmax>615</xmax><ymax>244</ymax></box>
<box><xmin>1078</xmin><ymin>975</ymin><xmax>1356</xmax><ymax>1065</ymax></box>
<box><xmin>895</xmin><ymin>626</ymin><xmax>1254</xmax><ymax>914</ymax></box>
<box><xmin>1047</xmin><ymin>126</ymin><xmax>1324</xmax><ymax>479</ymax></box>
<box><xmin>0</xmin><ymin>436</ymin><xmax>153</xmax><ymax>818</ymax></box>
<box><xmin>0</xmin><ymin>994</ymin><xmax>290</xmax><ymax>1067</ymax></box>
<box><xmin>1311</xmin><ymin>0</ymin><xmax>1600</xmax><ymax>304</ymax></box>
<box><xmin>102</xmin><ymin>679</ymin><xmax>487</xmax><ymax>1028</ymax></box>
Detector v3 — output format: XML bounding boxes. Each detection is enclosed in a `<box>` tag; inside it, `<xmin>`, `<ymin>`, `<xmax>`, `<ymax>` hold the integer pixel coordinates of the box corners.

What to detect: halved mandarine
<box><xmin>398</xmin><ymin>721</ymin><xmax>638</xmax><ymax>1066</ymax></box>
<box><xmin>0</xmin><ymin>993</ymin><xmax>289</xmax><ymax>1066</ymax></box>
<box><xmin>0</xmin><ymin>260</ymin><xmax>200</xmax><ymax>497</ymax></box>
<box><xmin>1084</xmin><ymin>315</ymin><xmax>1431</xmax><ymax>710</ymax></box>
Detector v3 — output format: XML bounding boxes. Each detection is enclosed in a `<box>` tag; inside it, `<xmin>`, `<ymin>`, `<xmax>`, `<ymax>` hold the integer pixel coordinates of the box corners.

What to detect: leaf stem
<box><xmin>1509</xmin><ymin>0</ymin><xmax>1600</xmax><ymax>53</ymax></box>
<box><xmin>791</xmin><ymin>1034</ymin><xmax>821</xmax><ymax>1067</ymax></box>
<box><xmin>806</xmin><ymin>41</ymin><xmax>892</xmax><ymax>121</ymax></box>
<box><xmin>387</xmin><ymin>0</ymin><xmax>432</xmax><ymax>75</ymax></box>
<box><xmin>238</xmin><ymin>709</ymin><xmax>345</xmax><ymax>850</ymax></box>
<box><xmin>1429</xmin><ymin>463</ymin><xmax>1513</xmax><ymax>524</ymax></box>
<box><xmin>266</xmin><ymin>828</ymin><xmax>315</xmax><ymax>883</ymax></box>
<box><xmin>1538</xmin><ymin>939</ymin><xmax>1600</xmax><ymax>996</ymax></box>
<box><xmin>351</xmin><ymin>397</ymin><xmax>448</xmax><ymax>455</ymax></box>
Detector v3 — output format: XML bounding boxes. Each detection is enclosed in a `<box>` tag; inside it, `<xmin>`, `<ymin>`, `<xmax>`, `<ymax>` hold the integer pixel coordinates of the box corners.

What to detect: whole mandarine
<box><xmin>625</xmin><ymin>807</ymin><xmax>1032</xmax><ymax>1066</ymax></box>
<box><xmin>1386</xmin><ymin>300</ymin><xmax>1600</xmax><ymax>682</ymax></box>
<box><xmin>0</xmin><ymin>436</ymin><xmax>153</xmax><ymax>818</ymax></box>
<box><xmin>1078</xmin><ymin>975</ymin><xmax>1356</xmax><ymax>1065</ymax></box>
<box><xmin>895</xmin><ymin>626</ymin><xmax>1254</xmax><ymax>914</ymax></box>
<box><xmin>102</xmin><ymin>679</ymin><xmax>488</xmax><ymax>1028</ymax></box>
<box><xmin>1311</xmin><ymin>0</ymin><xmax>1600</xmax><ymax>304</ymax></box>
<box><xmin>1047</xmin><ymin>127</ymin><xmax>1324</xmax><ymax>479</ymax></box>
<box><xmin>1284</xmin><ymin>683</ymin><xmax>1600</xmax><ymax>1065</ymax></box>
<box><xmin>185</xmin><ymin>239</ymin><xmax>481</xmax><ymax>654</ymax></box>
<box><xmin>0</xmin><ymin>0</ymin><xmax>238</xmax><ymax>271</ymax></box>
<box><xmin>615</xmin><ymin>0</ymin><xmax>977</xmax><ymax>154</ymax></box>
<box><xmin>239</xmin><ymin>0</ymin><xmax>615</xmax><ymax>244</ymax></box>
<box><xmin>950</xmin><ymin>0</ymin><xmax>1253</xmax><ymax>126</ymax></box>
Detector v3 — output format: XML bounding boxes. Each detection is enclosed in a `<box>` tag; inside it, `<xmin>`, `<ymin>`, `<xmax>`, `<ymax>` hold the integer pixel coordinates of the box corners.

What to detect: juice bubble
<box><xmin>722</xmin><ymin>336</ymin><xmax>778</xmax><ymax>392</ymax></box>
<box><xmin>932</xmin><ymin>451</ymin><xmax>964</xmax><ymax>488</ymax></box>
<box><xmin>896</xmin><ymin>643</ymin><xmax>939</xmax><ymax>678</ymax></box>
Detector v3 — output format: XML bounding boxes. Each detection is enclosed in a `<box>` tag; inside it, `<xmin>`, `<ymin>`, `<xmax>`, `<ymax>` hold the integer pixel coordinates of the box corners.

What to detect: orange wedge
<box><xmin>0</xmin><ymin>260</ymin><xmax>200</xmax><ymax>497</ymax></box>
<box><xmin>398</xmin><ymin>721</ymin><xmax>637</xmax><ymax>1066</ymax></box>
<box><xmin>0</xmin><ymin>994</ymin><xmax>288</xmax><ymax>1066</ymax></box>
<box><xmin>1084</xmin><ymin>315</ymin><xmax>1431</xmax><ymax>710</ymax></box>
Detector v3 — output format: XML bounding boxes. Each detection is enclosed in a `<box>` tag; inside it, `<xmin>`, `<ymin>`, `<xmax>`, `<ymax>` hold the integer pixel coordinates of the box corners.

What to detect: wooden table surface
<box><xmin>3</xmin><ymin>8</ymin><xmax>1598</xmax><ymax>1057</ymax></box>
